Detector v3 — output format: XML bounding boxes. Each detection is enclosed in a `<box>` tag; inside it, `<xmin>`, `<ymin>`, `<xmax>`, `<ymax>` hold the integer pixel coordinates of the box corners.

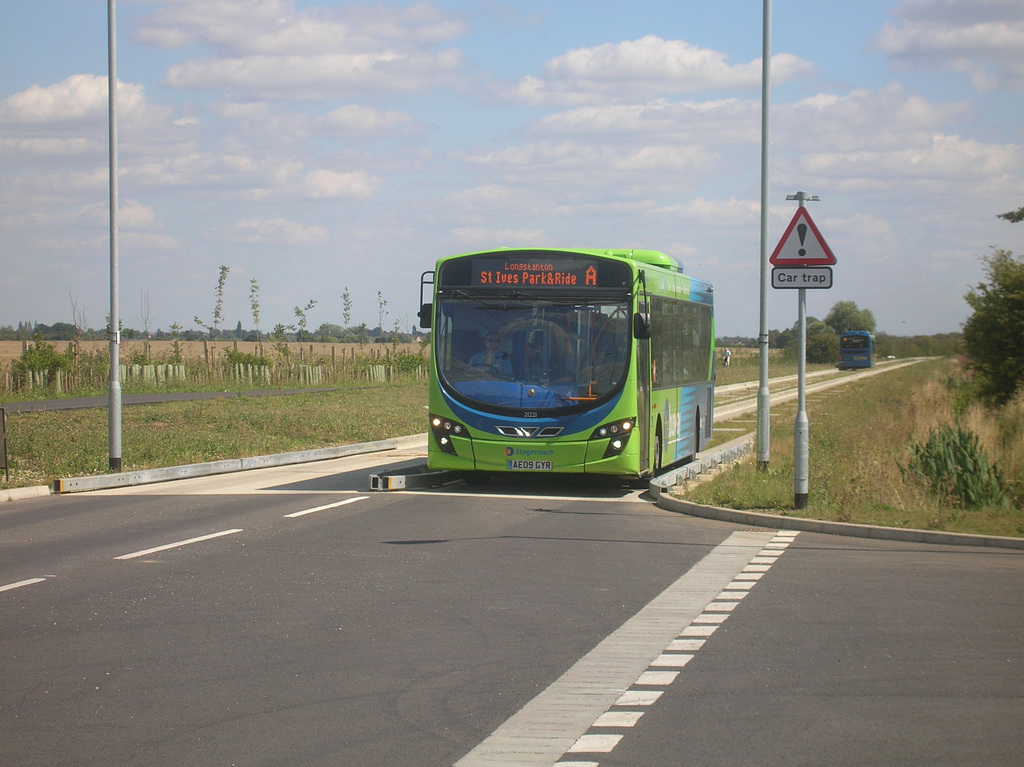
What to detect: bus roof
<box><xmin>444</xmin><ymin>247</ymin><xmax>683</xmax><ymax>272</ymax></box>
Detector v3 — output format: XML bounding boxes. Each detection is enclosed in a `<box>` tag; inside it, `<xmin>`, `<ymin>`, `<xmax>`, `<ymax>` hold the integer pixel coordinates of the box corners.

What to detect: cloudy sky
<box><xmin>2</xmin><ymin>0</ymin><xmax>1022</xmax><ymax>338</ymax></box>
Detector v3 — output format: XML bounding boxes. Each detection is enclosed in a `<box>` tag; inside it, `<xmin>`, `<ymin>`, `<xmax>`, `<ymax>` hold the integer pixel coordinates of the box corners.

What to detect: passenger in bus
<box><xmin>467</xmin><ymin>333</ymin><xmax>513</xmax><ymax>377</ymax></box>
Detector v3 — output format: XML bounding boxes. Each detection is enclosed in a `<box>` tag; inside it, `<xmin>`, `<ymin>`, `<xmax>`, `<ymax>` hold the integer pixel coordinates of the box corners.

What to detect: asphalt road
<box><xmin>1</xmin><ymin>450</ymin><xmax>1021</xmax><ymax>766</ymax></box>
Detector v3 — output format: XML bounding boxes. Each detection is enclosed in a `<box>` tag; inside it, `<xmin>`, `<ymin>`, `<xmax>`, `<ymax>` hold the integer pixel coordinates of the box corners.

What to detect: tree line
<box><xmin>718</xmin><ymin>299</ymin><xmax>963</xmax><ymax>362</ymax></box>
<box><xmin>0</xmin><ymin>320</ymin><xmax>424</xmax><ymax>345</ymax></box>
<box><xmin>2</xmin><ymin>268</ymin><xmax>422</xmax><ymax>346</ymax></box>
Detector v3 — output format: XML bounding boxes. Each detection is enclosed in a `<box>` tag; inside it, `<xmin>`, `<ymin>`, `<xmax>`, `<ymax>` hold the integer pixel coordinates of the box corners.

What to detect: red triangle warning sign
<box><xmin>770</xmin><ymin>207</ymin><xmax>836</xmax><ymax>266</ymax></box>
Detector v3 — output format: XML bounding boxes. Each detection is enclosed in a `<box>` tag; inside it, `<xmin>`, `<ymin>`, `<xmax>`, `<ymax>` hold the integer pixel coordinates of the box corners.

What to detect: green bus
<box><xmin>417</xmin><ymin>248</ymin><xmax>715</xmax><ymax>481</ymax></box>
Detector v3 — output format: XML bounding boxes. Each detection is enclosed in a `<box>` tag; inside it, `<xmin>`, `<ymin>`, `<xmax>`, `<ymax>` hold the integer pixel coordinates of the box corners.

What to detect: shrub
<box><xmin>12</xmin><ymin>336</ymin><xmax>74</xmax><ymax>390</ymax></box>
<box><xmin>903</xmin><ymin>424</ymin><xmax>1006</xmax><ymax>509</ymax></box>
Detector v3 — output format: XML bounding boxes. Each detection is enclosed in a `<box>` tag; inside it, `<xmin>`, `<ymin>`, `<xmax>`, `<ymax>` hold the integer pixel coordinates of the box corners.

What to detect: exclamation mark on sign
<box><xmin>797</xmin><ymin>223</ymin><xmax>808</xmax><ymax>257</ymax></box>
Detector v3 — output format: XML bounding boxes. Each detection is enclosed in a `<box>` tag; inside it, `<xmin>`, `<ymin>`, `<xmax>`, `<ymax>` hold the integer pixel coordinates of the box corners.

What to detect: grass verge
<box><xmin>1</xmin><ymin>381</ymin><xmax>427</xmax><ymax>490</ymax></box>
<box><xmin>679</xmin><ymin>358</ymin><xmax>1023</xmax><ymax>538</ymax></box>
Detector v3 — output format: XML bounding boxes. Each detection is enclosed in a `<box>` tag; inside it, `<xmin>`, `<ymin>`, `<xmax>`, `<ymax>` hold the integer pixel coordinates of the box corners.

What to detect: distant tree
<box><xmin>194</xmin><ymin>265</ymin><xmax>230</xmax><ymax>338</ymax></box>
<box><xmin>341</xmin><ymin>287</ymin><xmax>352</xmax><ymax>329</ymax></box>
<box><xmin>377</xmin><ymin>291</ymin><xmax>388</xmax><ymax>333</ymax></box>
<box><xmin>806</xmin><ymin>319</ymin><xmax>839</xmax><ymax>364</ymax></box>
<box><xmin>962</xmin><ymin>248</ymin><xmax>1024</xmax><ymax>404</ymax></box>
<box><xmin>294</xmin><ymin>299</ymin><xmax>317</xmax><ymax>342</ymax></box>
<box><xmin>997</xmin><ymin>205</ymin><xmax>1024</xmax><ymax>224</ymax></box>
<box><xmin>139</xmin><ymin>291</ymin><xmax>152</xmax><ymax>338</ymax></box>
<box><xmin>824</xmin><ymin>301</ymin><xmax>876</xmax><ymax>335</ymax></box>
<box><xmin>68</xmin><ymin>289</ymin><xmax>87</xmax><ymax>356</ymax></box>
<box><xmin>249</xmin><ymin>278</ymin><xmax>262</xmax><ymax>342</ymax></box>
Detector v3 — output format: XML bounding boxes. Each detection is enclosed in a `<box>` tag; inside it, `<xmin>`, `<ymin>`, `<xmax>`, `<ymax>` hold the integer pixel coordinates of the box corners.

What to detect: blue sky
<box><xmin>2</xmin><ymin>0</ymin><xmax>1022</xmax><ymax>338</ymax></box>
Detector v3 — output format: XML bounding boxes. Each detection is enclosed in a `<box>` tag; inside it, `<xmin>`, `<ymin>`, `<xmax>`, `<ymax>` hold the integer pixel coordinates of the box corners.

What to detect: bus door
<box><xmin>636</xmin><ymin>327</ymin><xmax>651</xmax><ymax>474</ymax></box>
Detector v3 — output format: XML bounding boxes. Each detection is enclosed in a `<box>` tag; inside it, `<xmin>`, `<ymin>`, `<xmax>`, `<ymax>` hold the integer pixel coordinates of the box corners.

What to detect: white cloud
<box><xmin>0</xmin><ymin>74</ymin><xmax>147</xmax><ymax>125</ymax></box>
<box><xmin>302</xmin><ymin>168</ymin><xmax>382</xmax><ymax>199</ymax></box>
<box><xmin>322</xmin><ymin>104</ymin><xmax>416</xmax><ymax>136</ymax></box>
<box><xmin>792</xmin><ymin>133</ymin><xmax>1024</xmax><ymax>185</ymax></box>
<box><xmin>136</xmin><ymin>0</ymin><xmax>467</xmax><ymax>54</ymax></box>
<box><xmin>505</xmin><ymin>36</ymin><xmax>815</xmax><ymax>106</ymax></box>
<box><xmin>533</xmin><ymin>99</ymin><xmax>759</xmax><ymax>146</ymax></box>
<box><xmin>164</xmin><ymin>50</ymin><xmax>464</xmax><ymax>99</ymax></box>
<box><xmin>450</xmin><ymin>227</ymin><xmax>548</xmax><ymax>250</ymax></box>
<box><xmin>207</xmin><ymin>217</ymin><xmax>329</xmax><ymax>245</ymax></box>
<box><xmin>774</xmin><ymin>84</ymin><xmax>972</xmax><ymax>152</ymax></box>
<box><xmin>875</xmin><ymin>0</ymin><xmax>1024</xmax><ymax>90</ymax></box>
<box><xmin>142</xmin><ymin>0</ymin><xmax>468</xmax><ymax>98</ymax></box>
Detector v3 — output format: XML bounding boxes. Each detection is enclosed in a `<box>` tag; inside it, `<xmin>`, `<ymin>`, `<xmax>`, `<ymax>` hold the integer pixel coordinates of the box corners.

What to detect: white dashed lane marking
<box><xmin>114</xmin><ymin>528</ymin><xmax>243</xmax><ymax>560</ymax></box>
<box><xmin>454</xmin><ymin>529</ymin><xmax>798</xmax><ymax>767</ymax></box>
<box><xmin>284</xmin><ymin>495</ymin><xmax>369</xmax><ymax>517</ymax></box>
<box><xmin>0</xmin><ymin>577</ymin><xmax>47</xmax><ymax>593</ymax></box>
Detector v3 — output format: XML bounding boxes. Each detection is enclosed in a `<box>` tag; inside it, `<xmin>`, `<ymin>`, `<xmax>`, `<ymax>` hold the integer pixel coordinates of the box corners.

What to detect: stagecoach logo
<box><xmin>505</xmin><ymin>447</ymin><xmax>555</xmax><ymax>457</ymax></box>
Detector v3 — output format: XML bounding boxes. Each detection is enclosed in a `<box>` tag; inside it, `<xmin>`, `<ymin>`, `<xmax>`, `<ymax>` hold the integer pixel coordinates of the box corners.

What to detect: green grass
<box><xmin>1</xmin><ymin>381</ymin><xmax>428</xmax><ymax>489</ymax></box>
<box><xmin>681</xmin><ymin>359</ymin><xmax>1023</xmax><ymax>538</ymax></box>
<box><xmin>5</xmin><ymin>360</ymin><xmax>1021</xmax><ymax>541</ymax></box>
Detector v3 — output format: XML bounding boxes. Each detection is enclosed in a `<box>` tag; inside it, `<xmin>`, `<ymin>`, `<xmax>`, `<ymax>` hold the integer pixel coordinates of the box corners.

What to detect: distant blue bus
<box><xmin>838</xmin><ymin>331</ymin><xmax>874</xmax><ymax>370</ymax></box>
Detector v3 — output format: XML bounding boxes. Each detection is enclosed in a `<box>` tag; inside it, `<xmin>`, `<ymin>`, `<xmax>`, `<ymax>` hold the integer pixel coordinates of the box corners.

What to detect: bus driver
<box><xmin>467</xmin><ymin>333</ymin><xmax>513</xmax><ymax>377</ymax></box>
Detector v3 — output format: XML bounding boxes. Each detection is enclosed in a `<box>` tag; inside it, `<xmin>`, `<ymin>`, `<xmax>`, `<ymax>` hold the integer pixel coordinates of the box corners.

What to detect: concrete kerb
<box><xmin>652</xmin><ymin>435</ymin><xmax>1024</xmax><ymax>552</ymax></box>
<box><xmin>0</xmin><ymin>484</ymin><xmax>53</xmax><ymax>503</ymax></box>
<box><xmin>23</xmin><ymin>433</ymin><xmax>428</xmax><ymax>497</ymax></box>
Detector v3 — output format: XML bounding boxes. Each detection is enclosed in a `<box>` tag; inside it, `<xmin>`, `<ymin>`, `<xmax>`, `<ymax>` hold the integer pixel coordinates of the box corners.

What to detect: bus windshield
<box><xmin>435</xmin><ymin>298</ymin><xmax>631</xmax><ymax>414</ymax></box>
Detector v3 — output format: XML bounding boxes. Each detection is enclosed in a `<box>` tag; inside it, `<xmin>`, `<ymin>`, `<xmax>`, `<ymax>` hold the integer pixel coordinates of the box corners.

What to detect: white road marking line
<box><xmin>692</xmin><ymin>610</ymin><xmax>733</xmax><ymax>622</ymax></box>
<box><xmin>568</xmin><ymin>734</ymin><xmax>622</xmax><ymax>753</ymax></box>
<box><xmin>705</xmin><ymin>600</ymin><xmax>739</xmax><ymax>611</ymax></box>
<box><xmin>0</xmin><ymin>577</ymin><xmax>47</xmax><ymax>593</ymax></box>
<box><xmin>680</xmin><ymin>624</ymin><xmax>718</xmax><ymax>637</ymax></box>
<box><xmin>635</xmin><ymin>670</ymin><xmax>679</xmax><ymax>686</ymax></box>
<box><xmin>723</xmin><ymin>579</ymin><xmax>755</xmax><ymax>590</ymax></box>
<box><xmin>115</xmin><ymin>529</ymin><xmax>243</xmax><ymax>560</ymax></box>
<box><xmin>454</xmin><ymin>530</ymin><xmax>780</xmax><ymax>767</ymax></box>
<box><xmin>667</xmin><ymin>638</ymin><xmax>705</xmax><ymax>652</ymax></box>
<box><xmin>593</xmin><ymin>711</ymin><xmax>644</xmax><ymax>727</ymax></box>
<box><xmin>614</xmin><ymin>689</ymin><xmax>663</xmax><ymax>706</ymax></box>
<box><xmin>651</xmin><ymin>653</ymin><xmax>694</xmax><ymax>667</ymax></box>
<box><xmin>284</xmin><ymin>495</ymin><xmax>369</xmax><ymax>518</ymax></box>
<box><xmin>714</xmin><ymin>589</ymin><xmax>748</xmax><ymax>599</ymax></box>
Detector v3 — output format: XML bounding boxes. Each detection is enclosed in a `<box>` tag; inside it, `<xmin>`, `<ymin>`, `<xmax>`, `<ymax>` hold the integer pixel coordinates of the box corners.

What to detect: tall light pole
<box><xmin>107</xmin><ymin>0</ymin><xmax>122</xmax><ymax>472</ymax></box>
<box><xmin>756</xmin><ymin>0</ymin><xmax>772</xmax><ymax>470</ymax></box>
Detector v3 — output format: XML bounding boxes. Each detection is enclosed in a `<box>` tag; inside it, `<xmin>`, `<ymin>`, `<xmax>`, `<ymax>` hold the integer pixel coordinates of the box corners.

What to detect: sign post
<box><xmin>770</xmin><ymin>193</ymin><xmax>836</xmax><ymax>509</ymax></box>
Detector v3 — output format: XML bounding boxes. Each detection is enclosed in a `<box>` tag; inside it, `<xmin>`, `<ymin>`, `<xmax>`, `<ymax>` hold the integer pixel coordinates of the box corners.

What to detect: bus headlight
<box><xmin>430</xmin><ymin>414</ymin><xmax>467</xmax><ymax>455</ymax></box>
<box><xmin>590</xmin><ymin>418</ymin><xmax>635</xmax><ymax>458</ymax></box>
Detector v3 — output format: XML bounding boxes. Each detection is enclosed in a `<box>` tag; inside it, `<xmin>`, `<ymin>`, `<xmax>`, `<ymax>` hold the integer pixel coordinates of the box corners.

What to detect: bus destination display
<box><xmin>473</xmin><ymin>258</ymin><xmax>599</xmax><ymax>287</ymax></box>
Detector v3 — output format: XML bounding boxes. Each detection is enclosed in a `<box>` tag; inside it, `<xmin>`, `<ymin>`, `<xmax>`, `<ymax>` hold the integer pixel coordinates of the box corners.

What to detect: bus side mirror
<box><xmin>633</xmin><ymin>312</ymin><xmax>651</xmax><ymax>339</ymax></box>
<box><xmin>418</xmin><ymin>303</ymin><xmax>432</xmax><ymax>329</ymax></box>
